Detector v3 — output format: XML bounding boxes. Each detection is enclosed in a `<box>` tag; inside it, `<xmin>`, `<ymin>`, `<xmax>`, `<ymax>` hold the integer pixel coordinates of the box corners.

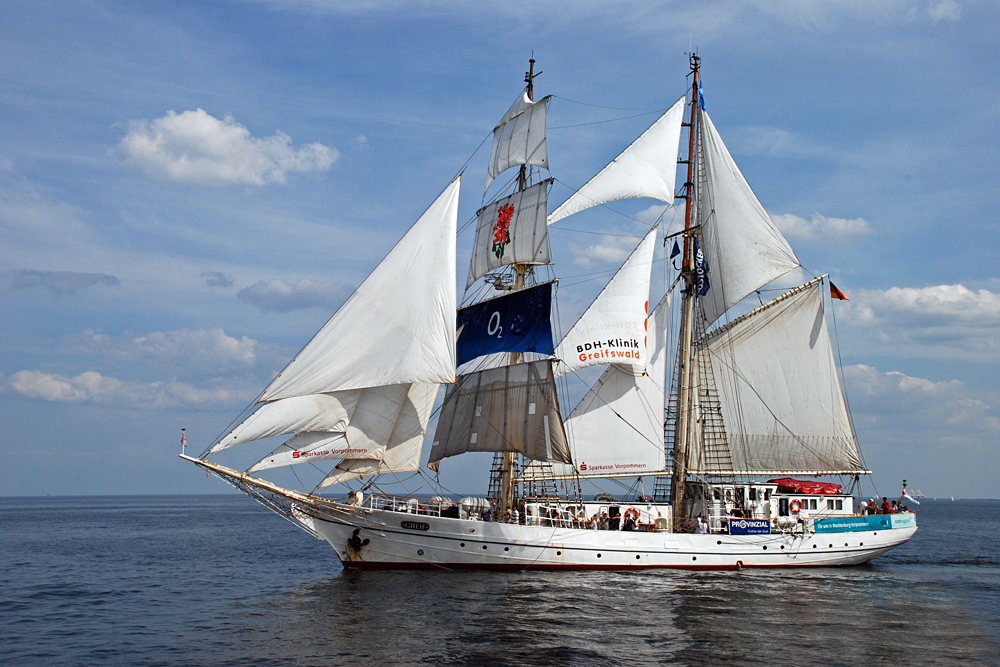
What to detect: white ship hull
<box><xmin>302</xmin><ymin>504</ymin><xmax>916</xmax><ymax>571</ymax></box>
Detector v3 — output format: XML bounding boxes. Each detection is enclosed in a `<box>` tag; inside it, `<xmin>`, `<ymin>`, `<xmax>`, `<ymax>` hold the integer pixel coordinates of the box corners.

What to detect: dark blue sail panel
<box><xmin>456</xmin><ymin>282</ymin><xmax>554</xmax><ymax>367</ymax></box>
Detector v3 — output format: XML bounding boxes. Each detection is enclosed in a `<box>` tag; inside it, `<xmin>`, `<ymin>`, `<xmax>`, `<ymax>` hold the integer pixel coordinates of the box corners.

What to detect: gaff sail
<box><xmin>690</xmin><ymin>279</ymin><xmax>864</xmax><ymax>475</ymax></box>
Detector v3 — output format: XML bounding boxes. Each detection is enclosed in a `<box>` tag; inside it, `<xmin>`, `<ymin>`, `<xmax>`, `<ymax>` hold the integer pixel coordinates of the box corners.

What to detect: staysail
<box><xmin>554</xmin><ymin>227</ymin><xmax>657</xmax><ymax>376</ymax></box>
<box><xmin>428</xmin><ymin>359</ymin><xmax>572</xmax><ymax>468</ymax></box>
<box><xmin>696</xmin><ymin>109</ymin><xmax>799</xmax><ymax>326</ymax></box>
<box><xmin>558</xmin><ymin>292</ymin><xmax>671</xmax><ymax>477</ymax></box>
<box><xmin>260</xmin><ymin>178</ymin><xmax>460</xmax><ymax>401</ymax></box>
<box><xmin>207</xmin><ymin>179</ymin><xmax>460</xmax><ymax>483</ymax></box>
<box><xmin>467</xmin><ymin>179</ymin><xmax>552</xmax><ymax>287</ymax></box>
<box><xmin>689</xmin><ymin>279</ymin><xmax>864</xmax><ymax>474</ymax></box>
<box><xmin>485</xmin><ymin>93</ymin><xmax>551</xmax><ymax>193</ymax></box>
<box><xmin>548</xmin><ymin>96</ymin><xmax>686</xmax><ymax>224</ymax></box>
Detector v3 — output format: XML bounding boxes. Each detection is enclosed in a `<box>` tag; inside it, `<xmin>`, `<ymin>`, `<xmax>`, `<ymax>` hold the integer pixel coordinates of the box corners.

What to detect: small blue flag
<box><xmin>670</xmin><ymin>240</ymin><xmax>681</xmax><ymax>259</ymax></box>
<box><xmin>698</xmin><ymin>88</ymin><xmax>706</xmax><ymax>111</ymax></box>
<box><xmin>694</xmin><ymin>238</ymin><xmax>710</xmax><ymax>296</ymax></box>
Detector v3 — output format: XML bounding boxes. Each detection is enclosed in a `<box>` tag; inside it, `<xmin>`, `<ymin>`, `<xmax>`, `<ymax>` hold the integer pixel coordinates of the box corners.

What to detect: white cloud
<box><xmin>237</xmin><ymin>278</ymin><xmax>354</xmax><ymax>312</ymax></box>
<box><xmin>569</xmin><ymin>235</ymin><xmax>638</xmax><ymax>268</ymax></box>
<box><xmin>3</xmin><ymin>370</ymin><xmax>250</xmax><ymax>408</ymax></box>
<box><xmin>839</xmin><ymin>284</ymin><xmax>1000</xmax><ymax>360</ymax></box>
<box><xmin>770</xmin><ymin>212</ymin><xmax>873</xmax><ymax>243</ymax></box>
<box><xmin>117</xmin><ymin>109</ymin><xmax>338</xmax><ymax>186</ymax></box>
<box><xmin>845</xmin><ymin>364</ymin><xmax>1000</xmax><ymax>432</ymax></box>
<box><xmin>76</xmin><ymin>328</ymin><xmax>257</xmax><ymax>367</ymax></box>
<box><xmin>10</xmin><ymin>269</ymin><xmax>120</xmax><ymax>295</ymax></box>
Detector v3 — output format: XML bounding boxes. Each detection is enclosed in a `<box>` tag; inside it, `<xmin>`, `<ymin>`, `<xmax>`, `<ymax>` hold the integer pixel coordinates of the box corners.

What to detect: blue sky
<box><xmin>1</xmin><ymin>0</ymin><xmax>997</xmax><ymax>498</ymax></box>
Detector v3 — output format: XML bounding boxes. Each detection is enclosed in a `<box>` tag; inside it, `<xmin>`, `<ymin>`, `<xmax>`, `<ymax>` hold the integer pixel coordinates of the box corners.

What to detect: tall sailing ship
<box><xmin>184</xmin><ymin>57</ymin><xmax>916</xmax><ymax>569</ymax></box>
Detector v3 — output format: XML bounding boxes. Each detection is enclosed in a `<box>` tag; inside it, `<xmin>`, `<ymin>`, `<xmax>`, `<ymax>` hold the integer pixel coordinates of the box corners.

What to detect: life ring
<box><xmin>790</xmin><ymin>499</ymin><xmax>803</xmax><ymax>514</ymax></box>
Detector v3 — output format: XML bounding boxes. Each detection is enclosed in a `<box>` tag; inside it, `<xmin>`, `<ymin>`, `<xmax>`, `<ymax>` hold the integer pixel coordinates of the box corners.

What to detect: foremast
<box><xmin>671</xmin><ymin>54</ymin><xmax>700</xmax><ymax>531</ymax></box>
<box><xmin>498</xmin><ymin>58</ymin><xmax>541</xmax><ymax>518</ymax></box>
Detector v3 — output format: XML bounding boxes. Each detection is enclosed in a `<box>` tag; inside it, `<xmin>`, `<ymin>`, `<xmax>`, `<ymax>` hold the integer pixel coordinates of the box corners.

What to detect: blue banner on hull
<box><xmin>456</xmin><ymin>282</ymin><xmax>554</xmax><ymax>367</ymax></box>
<box><xmin>728</xmin><ymin>518</ymin><xmax>771</xmax><ymax>535</ymax></box>
<box><xmin>813</xmin><ymin>515</ymin><xmax>893</xmax><ymax>533</ymax></box>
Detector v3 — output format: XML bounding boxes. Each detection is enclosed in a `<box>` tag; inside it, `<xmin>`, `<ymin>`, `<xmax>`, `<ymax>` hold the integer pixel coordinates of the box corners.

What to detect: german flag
<box><xmin>830</xmin><ymin>282</ymin><xmax>848</xmax><ymax>301</ymax></box>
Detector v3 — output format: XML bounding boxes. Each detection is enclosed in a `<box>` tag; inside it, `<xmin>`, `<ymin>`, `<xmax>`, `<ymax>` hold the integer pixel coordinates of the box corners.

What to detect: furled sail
<box><xmin>559</xmin><ymin>292</ymin><xmax>671</xmax><ymax>477</ymax></box>
<box><xmin>485</xmin><ymin>93</ymin><xmax>551</xmax><ymax>193</ymax></box>
<box><xmin>260</xmin><ymin>178</ymin><xmax>460</xmax><ymax>401</ymax></box>
<box><xmin>554</xmin><ymin>227</ymin><xmax>657</xmax><ymax>376</ymax></box>
<box><xmin>467</xmin><ymin>179</ymin><xmax>552</xmax><ymax>287</ymax></box>
<box><xmin>548</xmin><ymin>96</ymin><xmax>686</xmax><ymax>225</ymax></box>
<box><xmin>456</xmin><ymin>282</ymin><xmax>554</xmax><ymax>367</ymax></box>
<box><xmin>428</xmin><ymin>359</ymin><xmax>571</xmax><ymax>468</ymax></box>
<box><xmin>696</xmin><ymin>109</ymin><xmax>799</xmax><ymax>326</ymax></box>
<box><xmin>691</xmin><ymin>279</ymin><xmax>864</xmax><ymax>474</ymax></box>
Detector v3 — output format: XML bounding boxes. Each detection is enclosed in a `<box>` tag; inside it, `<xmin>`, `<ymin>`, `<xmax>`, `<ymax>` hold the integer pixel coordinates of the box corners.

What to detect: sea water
<box><xmin>2</xmin><ymin>496</ymin><xmax>998</xmax><ymax>666</ymax></box>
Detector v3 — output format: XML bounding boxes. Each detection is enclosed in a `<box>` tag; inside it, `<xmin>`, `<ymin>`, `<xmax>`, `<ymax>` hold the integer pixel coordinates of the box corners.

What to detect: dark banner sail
<box><xmin>456</xmin><ymin>282</ymin><xmax>554</xmax><ymax>367</ymax></box>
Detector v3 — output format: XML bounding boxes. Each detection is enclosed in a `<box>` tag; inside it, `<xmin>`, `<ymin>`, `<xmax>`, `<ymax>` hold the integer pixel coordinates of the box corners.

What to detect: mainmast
<box><xmin>671</xmin><ymin>54</ymin><xmax>700</xmax><ymax>531</ymax></box>
<box><xmin>498</xmin><ymin>58</ymin><xmax>542</xmax><ymax>518</ymax></box>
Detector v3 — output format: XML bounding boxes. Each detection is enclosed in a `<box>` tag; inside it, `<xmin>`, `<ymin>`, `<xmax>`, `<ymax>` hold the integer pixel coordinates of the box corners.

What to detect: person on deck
<box><xmin>880</xmin><ymin>497</ymin><xmax>891</xmax><ymax>514</ymax></box>
<box><xmin>599</xmin><ymin>512</ymin><xmax>609</xmax><ymax>531</ymax></box>
<box><xmin>623</xmin><ymin>510</ymin><xmax>637</xmax><ymax>531</ymax></box>
<box><xmin>696</xmin><ymin>516</ymin><xmax>708</xmax><ymax>534</ymax></box>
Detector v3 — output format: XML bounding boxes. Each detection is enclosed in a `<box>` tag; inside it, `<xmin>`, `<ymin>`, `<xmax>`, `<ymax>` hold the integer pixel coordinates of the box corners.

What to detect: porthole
<box><xmin>829</xmin><ymin>544</ymin><xmax>833</xmax><ymax>548</ymax></box>
<box><xmin>844</xmin><ymin>543</ymin><xmax>848</xmax><ymax>547</ymax></box>
<box><xmin>692</xmin><ymin>556</ymin><xmax>697</xmax><ymax>561</ymax></box>
<box><xmin>556</xmin><ymin>550</ymin><xmax>561</xmax><ymax>556</ymax></box>
<box><xmin>460</xmin><ymin>542</ymin><xmax>466</xmax><ymax>548</ymax></box>
<box><xmin>504</xmin><ymin>547</ymin><xmax>510</xmax><ymax>552</ymax></box>
<box><xmin>812</xmin><ymin>545</ymin><xmax>817</xmax><ymax>549</ymax></box>
<box><xmin>860</xmin><ymin>542</ymin><xmax>864</xmax><ymax>546</ymax></box>
<box><xmin>717</xmin><ymin>540</ymin><xmax>722</xmax><ymax>545</ymax></box>
<box><xmin>482</xmin><ymin>545</ymin><xmax>487</xmax><ymax>550</ymax></box>
<box><xmin>636</xmin><ymin>555</ymin><xmax>640</xmax><ymax>560</ymax></box>
<box><xmin>597</xmin><ymin>553</ymin><xmax>602</xmax><ymax>558</ymax></box>
<box><xmin>780</xmin><ymin>545</ymin><xmax>784</xmax><ymax>550</ymax></box>
<box><xmin>762</xmin><ymin>545</ymin><xmax>767</xmax><ymax>550</ymax></box>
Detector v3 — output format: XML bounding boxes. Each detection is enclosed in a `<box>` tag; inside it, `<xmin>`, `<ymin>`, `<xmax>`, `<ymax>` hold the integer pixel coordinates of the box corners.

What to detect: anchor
<box><xmin>347</xmin><ymin>527</ymin><xmax>370</xmax><ymax>552</ymax></box>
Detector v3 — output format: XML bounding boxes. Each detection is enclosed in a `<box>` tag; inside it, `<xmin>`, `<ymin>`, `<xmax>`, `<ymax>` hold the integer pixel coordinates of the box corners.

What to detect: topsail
<box><xmin>485</xmin><ymin>93</ymin><xmax>551</xmax><ymax>193</ymax></box>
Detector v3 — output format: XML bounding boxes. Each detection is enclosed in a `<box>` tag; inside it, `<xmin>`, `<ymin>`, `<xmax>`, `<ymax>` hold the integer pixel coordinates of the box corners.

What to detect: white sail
<box><xmin>485</xmin><ymin>94</ymin><xmax>551</xmax><ymax>193</ymax></box>
<box><xmin>319</xmin><ymin>382</ymin><xmax>438</xmax><ymax>486</ymax></box>
<box><xmin>260</xmin><ymin>178</ymin><xmax>460</xmax><ymax>401</ymax></box>
<box><xmin>248</xmin><ymin>432</ymin><xmax>355</xmax><ymax>472</ymax></box>
<box><xmin>560</xmin><ymin>292</ymin><xmax>670</xmax><ymax>476</ymax></box>
<box><xmin>694</xmin><ymin>279</ymin><xmax>864</xmax><ymax>474</ymax></box>
<box><xmin>548</xmin><ymin>96</ymin><xmax>686</xmax><ymax>225</ymax></box>
<box><xmin>467</xmin><ymin>179</ymin><xmax>551</xmax><ymax>288</ymax></box>
<box><xmin>697</xmin><ymin>109</ymin><xmax>799</xmax><ymax>326</ymax></box>
<box><xmin>554</xmin><ymin>227</ymin><xmax>657</xmax><ymax>376</ymax></box>
<box><xmin>209</xmin><ymin>391</ymin><xmax>360</xmax><ymax>453</ymax></box>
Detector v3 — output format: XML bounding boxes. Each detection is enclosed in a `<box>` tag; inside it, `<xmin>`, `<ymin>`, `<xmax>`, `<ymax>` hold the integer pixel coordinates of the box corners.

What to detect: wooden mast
<box><xmin>671</xmin><ymin>54</ymin><xmax>700</xmax><ymax>532</ymax></box>
<box><xmin>498</xmin><ymin>58</ymin><xmax>541</xmax><ymax>519</ymax></box>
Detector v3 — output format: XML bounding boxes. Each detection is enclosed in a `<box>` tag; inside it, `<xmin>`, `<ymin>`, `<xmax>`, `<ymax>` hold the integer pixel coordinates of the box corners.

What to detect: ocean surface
<box><xmin>2</xmin><ymin>496</ymin><xmax>998</xmax><ymax>666</ymax></box>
